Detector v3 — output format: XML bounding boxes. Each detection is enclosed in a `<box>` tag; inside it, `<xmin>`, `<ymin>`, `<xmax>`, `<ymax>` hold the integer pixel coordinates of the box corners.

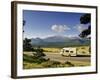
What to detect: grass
<box><xmin>43</xmin><ymin>48</ymin><xmax>61</xmax><ymax>53</ymax></box>
<box><xmin>23</xmin><ymin>53</ymin><xmax>90</xmax><ymax>69</ymax></box>
<box><xmin>23</xmin><ymin>62</ymin><xmax>43</xmax><ymax>69</ymax></box>
<box><xmin>23</xmin><ymin>54</ymin><xmax>47</xmax><ymax>64</ymax></box>
<box><xmin>43</xmin><ymin>46</ymin><xmax>90</xmax><ymax>56</ymax></box>
<box><xmin>23</xmin><ymin>60</ymin><xmax>75</xmax><ymax>69</ymax></box>
<box><xmin>68</xmin><ymin>60</ymin><xmax>91</xmax><ymax>66</ymax></box>
<box><xmin>23</xmin><ymin>53</ymin><xmax>75</xmax><ymax>69</ymax></box>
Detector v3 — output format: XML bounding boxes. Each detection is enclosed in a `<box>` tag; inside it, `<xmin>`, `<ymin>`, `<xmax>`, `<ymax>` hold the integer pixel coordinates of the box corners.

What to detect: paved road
<box><xmin>44</xmin><ymin>52</ymin><xmax>90</xmax><ymax>63</ymax></box>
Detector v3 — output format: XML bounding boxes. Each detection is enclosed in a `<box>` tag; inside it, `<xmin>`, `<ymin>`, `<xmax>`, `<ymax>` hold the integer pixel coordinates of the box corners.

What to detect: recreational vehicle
<box><xmin>60</xmin><ymin>46</ymin><xmax>90</xmax><ymax>56</ymax></box>
<box><xmin>60</xmin><ymin>47</ymin><xmax>77</xmax><ymax>56</ymax></box>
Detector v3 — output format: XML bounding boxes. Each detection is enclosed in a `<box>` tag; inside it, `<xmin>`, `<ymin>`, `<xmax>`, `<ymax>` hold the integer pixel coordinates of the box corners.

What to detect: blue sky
<box><xmin>23</xmin><ymin>10</ymin><xmax>89</xmax><ymax>39</ymax></box>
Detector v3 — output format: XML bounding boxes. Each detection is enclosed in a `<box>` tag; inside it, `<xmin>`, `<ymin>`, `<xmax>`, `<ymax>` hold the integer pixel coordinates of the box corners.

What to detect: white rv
<box><xmin>60</xmin><ymin>47</ymin><xmax>77</xmax><ymax>56</ymax></box>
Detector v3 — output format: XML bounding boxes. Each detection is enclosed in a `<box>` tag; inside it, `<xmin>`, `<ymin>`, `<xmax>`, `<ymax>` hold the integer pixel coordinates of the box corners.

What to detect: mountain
<box><xmin>43</xmin><ymin>36</ymin><xmax>70</xmax><ymax>42</ymax></box>
<box><xmin>31</xmin><ymin>36</ymin><xmax>90</xmax><ymax>47</ymax></box>
<box><xmin>31</xmin><ymin>37</ymin><xmax>44</xmax><ymax>44</ymax></box>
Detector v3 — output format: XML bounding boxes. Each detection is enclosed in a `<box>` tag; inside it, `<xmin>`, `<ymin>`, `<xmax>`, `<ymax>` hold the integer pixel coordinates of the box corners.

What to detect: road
<box><xmin>44</xmin><ymin>52</ymin><xmax>90</xmax><ymax>63</ymax></box>
<box><xmin>24</xmin><ymin>52</ymin><xmax>90</xmax><ymax>63</ymax></box>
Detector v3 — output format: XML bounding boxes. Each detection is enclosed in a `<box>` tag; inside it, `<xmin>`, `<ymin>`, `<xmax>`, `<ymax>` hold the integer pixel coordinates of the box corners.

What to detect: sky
<box><xmin>23</xmin><ymin>10</ymin><xmax>89</xmax><ymax>39</ymax></box>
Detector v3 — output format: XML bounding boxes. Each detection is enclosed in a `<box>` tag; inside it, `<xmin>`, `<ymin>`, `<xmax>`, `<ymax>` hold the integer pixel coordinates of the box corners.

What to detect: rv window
<box><xmin>66</xmin><ymin>50</ymin><xmax>69</xmax><ymax>52</ymax></box>
<box><xmin>70</xmin><ymin>51</ymin><xmax>73</xmax><ymax>53</ymax></box>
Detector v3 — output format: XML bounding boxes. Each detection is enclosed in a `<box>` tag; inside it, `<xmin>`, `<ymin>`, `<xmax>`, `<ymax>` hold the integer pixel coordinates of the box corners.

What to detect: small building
<box><xmin>60</xmin><ymin>47</ymin><xmax>77</xmax><ymax>56</ymax></box>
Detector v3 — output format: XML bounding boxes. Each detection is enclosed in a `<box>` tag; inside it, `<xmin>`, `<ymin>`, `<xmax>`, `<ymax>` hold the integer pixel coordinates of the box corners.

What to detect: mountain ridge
<box><xmin>30</xmin><ymin>35</ymin><xmax>90</xmax><ymax>47</ymax></box>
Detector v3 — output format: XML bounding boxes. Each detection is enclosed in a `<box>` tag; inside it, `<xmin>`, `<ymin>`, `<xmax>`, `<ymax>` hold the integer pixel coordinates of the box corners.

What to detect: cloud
<box><xmin>51</xmin><ymin>24</ymin><xmax>70</xmax><ymax>33</ymax></box>
<box><xmin>75</xmin><ymin>24</ymin><xmax>88</xmax><ymax>32</ymax></box>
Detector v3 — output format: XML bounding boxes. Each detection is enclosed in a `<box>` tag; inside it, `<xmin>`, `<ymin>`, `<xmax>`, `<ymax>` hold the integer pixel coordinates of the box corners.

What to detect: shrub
<box><xmin>65</xmin><ymin>61</ymin><xmax>75</xmax><ymax>67</ymax></box>
<box><xmin>41</xmin><ymin>61</ymin><xmax>61</xmax><ymax>68</ymax></box>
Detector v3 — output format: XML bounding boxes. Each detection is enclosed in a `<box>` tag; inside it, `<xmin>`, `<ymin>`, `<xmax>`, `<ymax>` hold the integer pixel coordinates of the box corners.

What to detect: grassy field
<box><xmin>23</xmin><ymin>52</ymin><xmax>90</xmax><ymax>69</ymax></box>
<box><xmin>43</xmin><ymin>47</ymin><xmax>61</xmax><ymax>53</ymax></box>
<box><xmin>43</xmin><ymin>46</ymin><xmax>90</xmax><ymax>55</ymax></box>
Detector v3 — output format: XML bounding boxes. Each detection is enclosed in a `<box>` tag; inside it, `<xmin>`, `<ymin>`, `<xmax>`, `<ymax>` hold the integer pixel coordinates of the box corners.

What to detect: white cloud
<box><xmin>75</xmin><ymin>24</ymin><xmax>88</xmax><ymax>32</ymax></box>
<box><xmin>51</xmin><ymin>24</ymin><xmax>70</xmax><ymax>33</ymax></box>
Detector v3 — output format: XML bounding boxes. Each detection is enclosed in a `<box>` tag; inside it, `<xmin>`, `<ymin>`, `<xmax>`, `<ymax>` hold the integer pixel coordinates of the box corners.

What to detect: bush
<box><xmin>65</xmin><ymin>61</ymin><xmax>75</xmax><ymax>67</ymax></box>
<box><xmin>33</xmin><ymin>46</ymin><xmax>46</xmax><ymax>58</ymax></box>
<box><xmin>41</xmin><ymin>61</ymin><xmax>61</xmax><ymax>68</ymax></box>
<box><xmin>23</xmin><ymin>54</ymin><xmax>47</xmax><ymax>64</ymax></box>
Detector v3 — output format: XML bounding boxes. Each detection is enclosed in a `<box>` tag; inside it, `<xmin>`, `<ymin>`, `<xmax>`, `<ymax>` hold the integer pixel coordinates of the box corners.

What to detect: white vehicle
<box><xmin>60</xmin><ymin>47</ymin><xmax>77</xmax><ymax>56</ymax></box>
